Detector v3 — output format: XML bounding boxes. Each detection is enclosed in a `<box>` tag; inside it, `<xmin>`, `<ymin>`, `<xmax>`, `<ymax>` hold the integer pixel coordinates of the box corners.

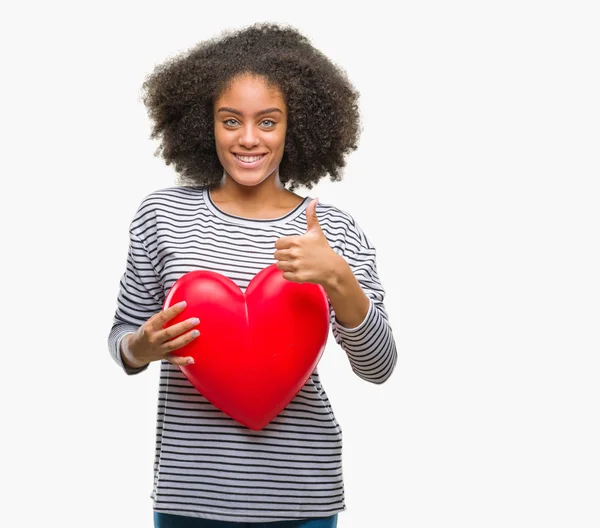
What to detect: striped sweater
<box><xmin>107</xmin><ymin>186</ymin><xmax>397</xmax><ymax>522</ymax></box>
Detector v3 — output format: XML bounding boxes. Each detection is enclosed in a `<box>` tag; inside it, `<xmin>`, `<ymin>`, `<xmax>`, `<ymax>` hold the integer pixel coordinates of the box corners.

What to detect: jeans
<box><xmin>154</xmin><ymin>512</ymin><xmax>338</xmax><ymax>528</ymax></box>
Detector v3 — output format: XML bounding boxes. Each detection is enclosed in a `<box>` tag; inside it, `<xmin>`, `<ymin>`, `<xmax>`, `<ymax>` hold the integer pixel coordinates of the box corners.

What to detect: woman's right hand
<box><xmin>121</xmin><ymin>301</ymin><xmax>200</xmax><ymax>368</ymax></box>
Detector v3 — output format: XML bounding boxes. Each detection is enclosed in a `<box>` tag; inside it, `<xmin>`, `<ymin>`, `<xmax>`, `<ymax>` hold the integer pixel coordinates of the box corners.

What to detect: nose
<box><xmin>238</xmin><ymin>125</ymin><xmax>260</xmax><ymax>149</ymax></box>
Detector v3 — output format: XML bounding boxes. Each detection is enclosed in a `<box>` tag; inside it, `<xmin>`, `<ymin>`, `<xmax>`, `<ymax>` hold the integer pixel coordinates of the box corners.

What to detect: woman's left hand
<box><xmin>274</xmin><ymin>199</ymin><xmax>342</xmax><ymax>286</ymax></box>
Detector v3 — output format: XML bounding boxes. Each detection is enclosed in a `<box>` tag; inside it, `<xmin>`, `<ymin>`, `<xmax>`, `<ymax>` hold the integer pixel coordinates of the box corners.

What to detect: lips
<box><xmin>232</xmin><ymin>153</ymin><xmax>267</xmax><ymax>168</ymax></box>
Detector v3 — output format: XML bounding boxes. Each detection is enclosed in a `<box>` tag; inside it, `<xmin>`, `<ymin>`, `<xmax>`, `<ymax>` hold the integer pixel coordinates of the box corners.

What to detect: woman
<box><xmin>108</xmin><ymin>22</ymin><xmax>397</xmax><ymax>527</ymax></box>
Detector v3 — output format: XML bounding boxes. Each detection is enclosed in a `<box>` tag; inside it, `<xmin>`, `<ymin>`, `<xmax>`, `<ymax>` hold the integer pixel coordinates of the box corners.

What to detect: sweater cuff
<box><xmin>333</xmin><ymin>297</ymin><xmax>375</xmax><ymax>336</ymax></box>
<box><xmin>115</xmin><ymin>331</ymin><xmax>149</xmax><ymax>376</ymax></box>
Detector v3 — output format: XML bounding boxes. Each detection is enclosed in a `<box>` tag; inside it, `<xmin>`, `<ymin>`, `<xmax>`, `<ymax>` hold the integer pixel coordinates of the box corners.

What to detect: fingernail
<box><xmin>191</xmin><ymin>330</ymin><xmax>200</xmax><ymax>337</ymax></box>
<box><xmin>190</xmin><ymin>318</ymin><xmax>200</xmax><ymax>325</ymax></box>
<box><xmin>187</xmin><ymin>358</ymin><xmax>195</xmax><ymax>365</ymax></box>
<box><xmin>177</xmin><ymin>301</ymin><xmax>187</xmax><ymax>308</ymax></box>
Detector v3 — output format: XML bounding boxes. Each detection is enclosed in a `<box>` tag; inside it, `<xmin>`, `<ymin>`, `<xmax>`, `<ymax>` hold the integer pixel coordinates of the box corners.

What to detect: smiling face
<box><xmin>213</xmin><ymin>74</ymin><xmax>288</xmax><ymax>188</ymax></box>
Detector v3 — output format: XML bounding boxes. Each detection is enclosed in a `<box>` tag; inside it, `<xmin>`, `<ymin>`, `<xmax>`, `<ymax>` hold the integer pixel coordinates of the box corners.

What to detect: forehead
<box><xmin>215</xmin><ymin>74</ymin><xmax>286</xmax><ymax>112</ymax></box>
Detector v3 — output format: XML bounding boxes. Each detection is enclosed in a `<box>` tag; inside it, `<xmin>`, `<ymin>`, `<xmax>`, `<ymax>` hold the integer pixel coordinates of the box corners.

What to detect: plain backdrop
<box><xmin>1</xmin><ymin>1</ymin><xmax>599</xmax><ymax>527</ymax></box>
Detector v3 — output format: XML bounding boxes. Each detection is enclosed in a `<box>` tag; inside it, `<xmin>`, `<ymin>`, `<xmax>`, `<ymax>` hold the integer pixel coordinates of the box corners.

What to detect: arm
<box><xmin>274</xmin><ymin>199</ymin><xmax>397</xmax><ymax>385</ymax></box>
<box><xmin>107</xmin><ymin>226</ymin><xmax>165</xmax><ymax>375</ymax></box>
<box><xmin>327</xmin><ymin>221</ymin><xmax>397</xmax><ymax>385</ymax></box>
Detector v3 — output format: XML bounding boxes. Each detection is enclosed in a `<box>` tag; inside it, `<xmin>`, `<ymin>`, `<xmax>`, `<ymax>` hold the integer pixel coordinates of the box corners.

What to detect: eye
<box><xmin>223</xmin><ymin>118</ymin><xmax>239</xmax><ymax>127</ymax></box>
<box><xmin>260</xmin><ymin>119</ymin><xmax>276</xmax><ymax>128</ymax></box>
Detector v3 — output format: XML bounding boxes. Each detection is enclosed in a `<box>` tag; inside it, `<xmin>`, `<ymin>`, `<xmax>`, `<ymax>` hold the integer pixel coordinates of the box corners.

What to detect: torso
<box><xmin>141</xmin><ymin>186</ymin><xmax>345</xmax><ymax>521</ymax></box>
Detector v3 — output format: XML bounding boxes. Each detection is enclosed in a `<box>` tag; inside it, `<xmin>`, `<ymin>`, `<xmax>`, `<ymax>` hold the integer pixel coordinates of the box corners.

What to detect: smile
<box><xmin>233</xmin><ymin>153</ymin><xmax>267</xmax><ymax>167</ymax></box>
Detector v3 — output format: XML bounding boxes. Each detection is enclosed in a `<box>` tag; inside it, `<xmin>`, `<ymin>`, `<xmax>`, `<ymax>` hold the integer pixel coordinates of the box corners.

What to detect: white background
<box><xmin>2</xmin><ymin>1</ymin><xmax>599</xmax><ymax>527</ymax></box>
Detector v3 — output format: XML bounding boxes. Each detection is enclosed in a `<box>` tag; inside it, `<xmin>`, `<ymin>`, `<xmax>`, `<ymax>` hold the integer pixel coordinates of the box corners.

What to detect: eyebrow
<box><xmin>216</xmin><ymin>107</ymin><xmax>283</xmax><ymax>116</ymax></box>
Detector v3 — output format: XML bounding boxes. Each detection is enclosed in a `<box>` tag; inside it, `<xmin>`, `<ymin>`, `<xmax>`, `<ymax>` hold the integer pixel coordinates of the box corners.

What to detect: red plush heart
<box><xmin>162</xmin><ymin>264</ymin><xmax>330</xmax><ymax>430</ymax></box>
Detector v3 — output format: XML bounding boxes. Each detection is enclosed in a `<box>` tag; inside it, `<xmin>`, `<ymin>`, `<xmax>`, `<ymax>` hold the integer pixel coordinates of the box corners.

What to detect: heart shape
<box><xmin>162</xmin><ymin>264</ymin><xmax>330</xmax><ymax>430</ymax></box>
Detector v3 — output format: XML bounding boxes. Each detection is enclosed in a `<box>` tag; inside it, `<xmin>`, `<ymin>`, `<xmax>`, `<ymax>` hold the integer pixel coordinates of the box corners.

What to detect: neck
<box><xmin>215</xmin><ymin>171</ymin><xmax>286</xmax><ymax>206</ymax></box>
<box><xmin>210</xmin><ymin>171</ymin><xmax>303</xmax><ymax>219</ymax></box>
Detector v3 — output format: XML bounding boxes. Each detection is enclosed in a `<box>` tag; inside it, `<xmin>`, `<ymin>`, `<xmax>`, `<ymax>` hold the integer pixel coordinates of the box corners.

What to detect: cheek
<box><xmin>214</xmin><ymin>129</ymin><xmax>232</xmax><ymax>155</ymax></box>
<box><xmin>213</xmin><ymin>132</ymin><xmax>230</xmax><ymax>166</ymax></box>
<box><xmin>213</xmin><ymin>125</ymin><xmax>223</xmax><ymax>146</ymax></box>
<box><xmin>273</xmin><ymin>129</ymin><xmax>287</xmax><ymax>153</ymax></box>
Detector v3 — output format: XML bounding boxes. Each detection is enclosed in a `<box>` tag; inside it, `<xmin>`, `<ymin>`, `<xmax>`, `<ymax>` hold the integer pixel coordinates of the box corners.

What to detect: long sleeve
<box><xmin>330</xmin><ymin>220</ymin><xmax>397</xmax><ymax>384</ymax></box>
<box><xmin>107</xmin><ymin>226</ymin><xmax>165</xmax><ymax>375</ymax></box>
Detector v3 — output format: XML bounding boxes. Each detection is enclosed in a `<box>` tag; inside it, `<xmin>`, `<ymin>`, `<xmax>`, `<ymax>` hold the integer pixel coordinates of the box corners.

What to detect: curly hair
<box><xmin>141</xmin><ymin>22</ymin><xmax>361</xmax><ymax>190</ymax></box>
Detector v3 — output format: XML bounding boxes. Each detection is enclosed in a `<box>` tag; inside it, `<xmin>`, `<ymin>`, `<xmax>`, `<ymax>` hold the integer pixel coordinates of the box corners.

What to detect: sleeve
<box><xmin>331</xmin><ymin>220</ymin><xmax>398</xmax><ymax>385</ymax></box>
<box><xmin>107</xmin><ymin>228</ymin><xmax>165</xmax><ymax>376</ymax></box>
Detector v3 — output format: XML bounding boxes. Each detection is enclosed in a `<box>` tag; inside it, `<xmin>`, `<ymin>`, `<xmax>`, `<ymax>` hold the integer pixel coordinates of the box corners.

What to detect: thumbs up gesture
<box><xmin>274</xmin><ymin>198</ymin><xmax>342</xmax><ymax>285</ymax></box>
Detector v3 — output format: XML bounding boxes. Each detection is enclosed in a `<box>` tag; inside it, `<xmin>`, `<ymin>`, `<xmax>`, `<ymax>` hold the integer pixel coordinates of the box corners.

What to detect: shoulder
<box><xmin>137</xmin><ymin>185</ymin><xmax>205</xmax><ymax>210</ymax></box>
<box><xmin>130</xmin><ymin>185</ymin><xmax>205</xmax><ymax>232</ymax></box>
<box><xmin>314</xmin><ymin>199</ymin><xmax>357</xmax><ymax>228</ymax></box>
<box><xmin>313</xmin><ymin>199</ymin><xmax>373</xmax><ymax>251</ymax></box>
<box><xmin>133</xmin><ymin>185</ymin><xmax>205</xmax><ymax>216</ymax></box>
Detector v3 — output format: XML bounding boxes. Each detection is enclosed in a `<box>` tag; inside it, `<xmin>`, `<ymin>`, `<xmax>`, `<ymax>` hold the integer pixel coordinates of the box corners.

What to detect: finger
<box><xmin>162</xmin><ymin>327</ymin><xmax>200</xmax><ymax>353</ymax></box>
<box><xmin>274</xmin><ymin>235</ymin><xmax>299</xmax><ymax>250</ymax></box>
<box><xmin>276</xmin><ymin>260</ymin><xmax>296</xmax><ymax>273</ymax></box>
<box><xmin>153</xmin><ymin>300</ymin><xmax>188</xmax><ymax>329</ymax></box>
<box><xmin>166</xmin><ymin>353</ymin><xmax>195</xmax><ymax>367</ymax></box>
<box><xmin>273</xmin><ymin>249</ymin><xmax>294</xmax><ymax>261</ymax></box>
<box><xmin>281</xmin><ymin>271</ymin><xmax>302</xmax><ymax>283</ymax></box>
<box><xmin>159</xmin><ymin>316</ymin><xmax>200</xmax><ymax>344</ymax></box>
<box><xmin>305</xmin><ymin>198</ymin><xmax>320</xmax><ymax>232</ymax></box>
<box><xmin>164</xmin><ymin>327</ymin><xmax>200</xmax><ymax>366</ymax></box>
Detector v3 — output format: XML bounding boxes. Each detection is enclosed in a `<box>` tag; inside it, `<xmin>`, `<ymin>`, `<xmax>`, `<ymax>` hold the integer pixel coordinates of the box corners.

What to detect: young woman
<box><xmin>108</xmin><ymin>22</ymin><xmax>397</xmax><ymax>528</ymax></box>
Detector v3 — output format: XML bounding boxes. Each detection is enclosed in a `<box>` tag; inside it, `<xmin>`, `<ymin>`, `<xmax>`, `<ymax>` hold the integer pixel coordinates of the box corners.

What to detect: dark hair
<box><xmin>141</xmin><ymin>22</ymin><xmax>361</xmax><ymax>190</ymax></box>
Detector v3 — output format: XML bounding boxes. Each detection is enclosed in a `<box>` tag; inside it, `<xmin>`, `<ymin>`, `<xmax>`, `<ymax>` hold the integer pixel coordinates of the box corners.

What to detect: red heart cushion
<box><xmin>162</xmin><ymin>264</ymin><xmax>330</xmax><ymax>430</ymax></box>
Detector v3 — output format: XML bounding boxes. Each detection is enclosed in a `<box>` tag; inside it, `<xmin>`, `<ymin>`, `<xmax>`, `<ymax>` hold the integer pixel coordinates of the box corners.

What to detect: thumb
<box><xmin>306</xmin><ymin>198</ymin><xmax>321</xmax><ymax>232</ymax></box>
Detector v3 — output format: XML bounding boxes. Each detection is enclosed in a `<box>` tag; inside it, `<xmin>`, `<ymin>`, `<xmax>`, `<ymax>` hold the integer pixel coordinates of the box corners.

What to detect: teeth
<box><xmin>235</xmin><ymin>154</ymin><xmax>264</xmax><ymax>163</ymax></box>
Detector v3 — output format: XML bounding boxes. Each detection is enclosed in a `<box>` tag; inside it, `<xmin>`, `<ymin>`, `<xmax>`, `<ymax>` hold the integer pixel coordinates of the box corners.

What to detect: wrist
<box><xmin>322</xmin><ymin>254</ymin><xmax>371</xmax><ymax>328</ymax></box>
<box><xmin>121</xmin><ymin>334</ymin><xmax>148</xmax><ymax>369</ymax></box>
<box><xmin>322</xmin><ymin>253</ymin><xmax>350</xmax><ymax>294</ymax></box>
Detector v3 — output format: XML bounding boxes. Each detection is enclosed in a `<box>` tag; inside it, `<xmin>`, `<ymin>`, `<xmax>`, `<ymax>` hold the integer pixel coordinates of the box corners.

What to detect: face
<box><xmin>213</xmin><ymin>74</ymin><xmax>287</xmax><ymax>188</ymax></box>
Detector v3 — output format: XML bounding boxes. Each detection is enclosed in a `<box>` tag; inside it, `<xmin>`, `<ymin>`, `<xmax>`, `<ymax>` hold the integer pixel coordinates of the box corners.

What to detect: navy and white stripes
<box><xmin>107</xmin><ymin>186</ymin><xmax>396</xmax><ymax>522</ymax></box>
